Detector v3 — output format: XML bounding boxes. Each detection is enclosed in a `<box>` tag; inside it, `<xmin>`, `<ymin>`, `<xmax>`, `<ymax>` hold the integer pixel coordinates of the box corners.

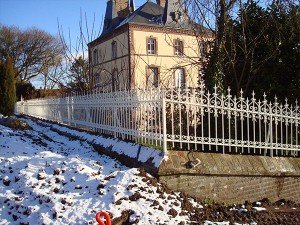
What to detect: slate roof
<box><xmin>117</xmin><ymin>1</ymin><xmax>164</xmax><ymax>28</ymax></box>
<box><xmin>100</xmin><ymin>1</ymin><xmax>201</xmax><ymax>37</ymax></box>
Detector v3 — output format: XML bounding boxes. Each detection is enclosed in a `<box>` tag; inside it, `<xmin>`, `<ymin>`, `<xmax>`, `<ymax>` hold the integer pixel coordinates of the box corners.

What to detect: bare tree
<box><xmin>184</xmin><ymin>0</ymin><xmax>299</xmax><ymax>100</ymax></box>
<box><xmin>0</xmin><ymin>25</ymin><xmax>64</xmax><ymax>83</ymax></box>
<box><xmin>38</xmin><ymin>55</ymin><xmax>65</xmax><ymax>90</ymax></box>
<box><xmin>184</xmin><ymin>0</ymin><xmax>238</xmax><ymax>91</ymax></box>
<box><xmin>57</xmin><ymin>10</ymin><xmax>103</xmax><ymax>92</ymax></box>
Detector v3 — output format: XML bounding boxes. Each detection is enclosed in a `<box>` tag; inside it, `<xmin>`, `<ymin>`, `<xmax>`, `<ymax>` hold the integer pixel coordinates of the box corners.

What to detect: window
<box><xmin>94</xmin><ymin>73</ymin><xmax>100</xmax><ymax>87</ymax></box>
<box><xmin>98</xmin><ymin>49</ymin><xmax>102</xmax><ymax>62</ymax></box>
<box><xmin>112</xmin><ymin>69</ymin><xmax>118</xmax><ymax>91</ymax></box>
<box><xmin>174</xmin><ymin>39</ymin><xmax>183</xmax><ymax>55</ymax></box>
<box><xmin>174</xmin><ymin>68</ymin><xmax>185</xmax><ymax>88</ymax></box>
<box><xmin>112</xmin><ymin>41</ymin><xmax>117</xmax><ymax>59</ymax></box>
<box><xmin>93</xmin><ymin>49</ymin><xmax>98</xmax><ymax>65</ymax></box>
<box><xmin>147</xmin><ymin>38</ymin><xmax>156</xmax><ymax>55</ymax></box>
<box><xmin>147</xmin><ymin>67</ymin><xmax>159</xmax><ymax>88</ymax></box>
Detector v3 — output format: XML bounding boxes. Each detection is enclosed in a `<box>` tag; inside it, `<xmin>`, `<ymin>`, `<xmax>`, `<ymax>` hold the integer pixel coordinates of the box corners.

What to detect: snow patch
<box><xmin>252</xmin><ymin>207</ymin><xmax>266</xmax><ymax>212</ymax></box>
<box><xmin>0</xmin><ymin>120</ymin><xmax>186</xmax><ymax>224</ymax></box>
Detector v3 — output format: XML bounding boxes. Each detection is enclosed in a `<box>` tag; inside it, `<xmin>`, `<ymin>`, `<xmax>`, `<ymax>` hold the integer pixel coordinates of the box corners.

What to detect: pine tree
<box><xmin>0</xmin><ymin>56</ymin><xmax>16</xmax><ymax>116</ymax></box>
<box><xmin>0</xmin><ymin>61</ymin><xmax>4</xmax><ymax>114</ymax></box>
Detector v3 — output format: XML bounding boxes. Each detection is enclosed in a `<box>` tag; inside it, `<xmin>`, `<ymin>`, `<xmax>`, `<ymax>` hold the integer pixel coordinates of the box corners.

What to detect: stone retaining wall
<box><xmin>158</xmin><ymin>151</ymin><xmax>300</xmax><ymax>204</ymax></box>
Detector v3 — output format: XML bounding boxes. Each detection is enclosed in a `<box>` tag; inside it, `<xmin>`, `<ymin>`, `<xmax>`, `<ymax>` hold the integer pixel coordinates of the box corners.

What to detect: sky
<box><xmin>0</xmin><ymin>0</ymin><xmax>146</xmax><ymax>42</ymax></box>
<box><xmin>0</xmin><ymin>0</ymin><xmax>146</xmax><ymax>87</ymax></box>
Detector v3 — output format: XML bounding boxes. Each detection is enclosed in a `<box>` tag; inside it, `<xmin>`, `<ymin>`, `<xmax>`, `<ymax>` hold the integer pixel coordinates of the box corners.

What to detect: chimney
<box><xmin>115</xmin><ymin>0</ymin><xmax>130</xmax><ymax>18</ymax></box>
<box><xmin>102</xmin><ymin>0</ymin><xmax>116</xmax><ymax>34</ymax></box>
<box><xmin>156</xmin><ymin>0</ymin><xmax>166</xmax><ymax>7</ymax></box>
<box><xmin>103</xmin><ymin>0</ymin><xmax>132</xmax><ymax>21</ymax></box>
<box><xmin>102</xmin><ymin>0</ymin><xmax>135</xmax><ymax>35</ymax></box>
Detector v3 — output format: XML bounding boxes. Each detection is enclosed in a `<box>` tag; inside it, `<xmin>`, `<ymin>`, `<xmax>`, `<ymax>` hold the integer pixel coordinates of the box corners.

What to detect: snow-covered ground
<box><xmin>4</xmin><ymin>117</ymin><xmax>295</xmax><ymax>224</ymax></box>
<box><xmin>0</xmin><ymin>117</ymin><xmax>203</xmax><ymax>225</ymax></box>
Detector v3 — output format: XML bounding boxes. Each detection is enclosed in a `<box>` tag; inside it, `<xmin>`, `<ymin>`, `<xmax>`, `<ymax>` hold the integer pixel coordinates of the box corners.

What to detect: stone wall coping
<box><xmin>158</xmin><ymin>151</ymin><xmax>300</xmax><ymax>177</ymax></box>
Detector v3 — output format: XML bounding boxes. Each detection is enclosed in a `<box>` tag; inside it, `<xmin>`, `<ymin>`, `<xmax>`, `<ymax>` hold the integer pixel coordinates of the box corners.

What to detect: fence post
<box><xmin>113</xmin><ymin>102</ymin><xmax>117</xmax><ymax>139</ymax></box>
<box><xmin>21</xmin><ymin>96</ymin><xmax>25</xmax><ymax>114</ymax></box>
<box><xmin>67</xmin><ymin>96</ymin><xmax>71</xmax><ymax>125</ymax></box>
<box><xmin>162</xmin><ymin>96</ymin><xmax>168</xmax><ymax>155</ymax></box>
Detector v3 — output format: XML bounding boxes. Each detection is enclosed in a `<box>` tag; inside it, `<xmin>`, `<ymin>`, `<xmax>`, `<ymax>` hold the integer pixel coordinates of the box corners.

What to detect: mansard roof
<box><xmin>100</xmin><ymin>0</ymin><xmax>204</xmax><ymax>37</ymax></box>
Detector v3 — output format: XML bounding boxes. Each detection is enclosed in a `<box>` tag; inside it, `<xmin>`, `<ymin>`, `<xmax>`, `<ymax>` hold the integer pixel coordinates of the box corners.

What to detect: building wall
<box><xmin>90</xmin><ymin>25</ymin><xmax>212</xmax><ymax>90</ymax></box>
<box><xmin>158</xmin><ymin>151</ymin><xmax>300</xmax><ymax>204</ymax></box>
<box><xmin>131</xmin><ymin>29</ymin><xmax>209</xmax><ymax>89</ymax></box>
<box><xmin>90</xmin><ymin>31</ymin><xmax>130</xmax><ymax>90</ymax></box>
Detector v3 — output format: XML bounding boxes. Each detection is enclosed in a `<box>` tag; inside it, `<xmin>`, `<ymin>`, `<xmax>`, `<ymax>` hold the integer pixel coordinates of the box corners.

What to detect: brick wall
<box><xmin>158</xmin><ymin>151</ymin><xmax>300</xmax><ymax>204</ymax></box>
<box><xmin>157</xmin><ymin>0</ymin><xmax>166</xmax><ymax>7</ymax></box>
<box><xmin>115</xmin><ymin>0</ymin><xmax>130</xmax><ymax>18</ymax></box>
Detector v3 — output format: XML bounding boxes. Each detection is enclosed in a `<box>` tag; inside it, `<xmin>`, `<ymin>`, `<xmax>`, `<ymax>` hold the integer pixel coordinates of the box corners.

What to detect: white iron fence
<box><xmin>16</xmin><ymin>86</ymin><xmax>300</xmax><ymax>157</ymax></box>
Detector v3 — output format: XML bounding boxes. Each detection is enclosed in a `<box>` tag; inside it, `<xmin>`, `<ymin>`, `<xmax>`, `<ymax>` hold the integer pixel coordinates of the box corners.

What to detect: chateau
<box><xmin>88</xmin><ymin>0</ymin><xmax>212</xmax><ymax>90</ymax></box>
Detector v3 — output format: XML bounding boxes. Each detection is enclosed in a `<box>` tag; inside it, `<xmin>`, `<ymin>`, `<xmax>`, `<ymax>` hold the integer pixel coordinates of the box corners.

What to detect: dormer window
<box><xmin>112</xmin><ymin>41</ymin><xmax>117</xmax><ymax>59</ymax></box>
<box><xmin>174</xmin><ymin>39</ymin><xmax>183</xmax><ymax>56</ymax></box>
<box><xmin>147</xmin><ymin>37</ymin><xmax>157</xmax><ymax>55</ymax></box>
<box><xmin>171</xmin><ymin>11</ymin><xmax>182</xmax><ymax>22</ymax></box>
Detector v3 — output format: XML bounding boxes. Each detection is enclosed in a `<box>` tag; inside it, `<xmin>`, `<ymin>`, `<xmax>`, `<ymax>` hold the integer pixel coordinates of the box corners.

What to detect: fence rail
<box><xmin>16</xmin><ymin>86</ymin><xmax>300</xmax><ymax>157</ymax></box>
